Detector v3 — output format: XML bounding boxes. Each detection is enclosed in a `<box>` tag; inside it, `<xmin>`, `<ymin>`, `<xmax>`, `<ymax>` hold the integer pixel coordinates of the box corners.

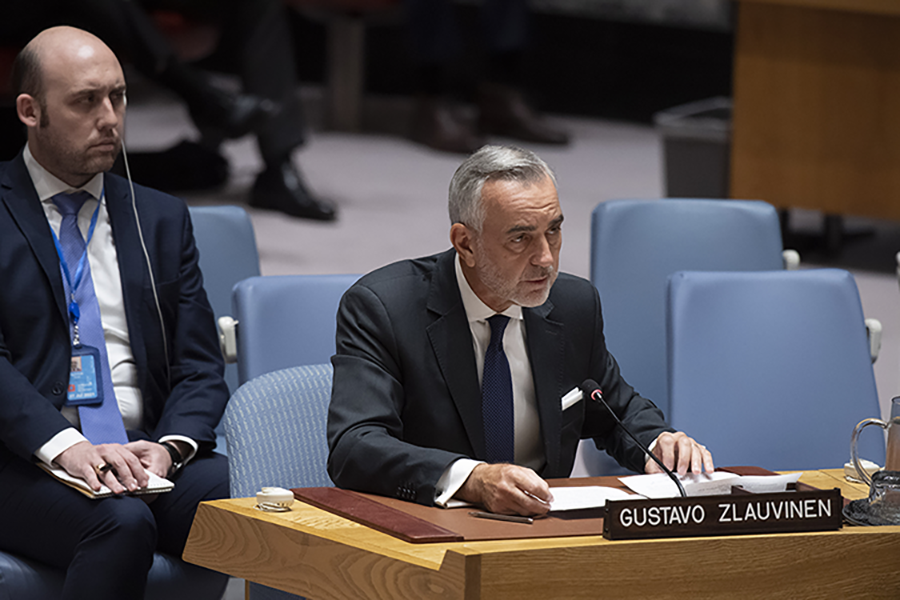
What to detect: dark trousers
<box><xmin>0</xmin><ymin>452</ymin><xmax>229</xmax><ymax>600</ymax></box>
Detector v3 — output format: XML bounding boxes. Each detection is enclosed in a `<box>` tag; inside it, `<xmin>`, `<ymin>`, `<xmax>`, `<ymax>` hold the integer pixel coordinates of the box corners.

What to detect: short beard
<box><xmin>32</xmin><ymin>105</ymin><xmax>121</xmax><ymax>182</ymax></box>
<box><xmin>474</xmin><ymin>238</ymin><xmax>557</xmax><ymax>308</ymax></box>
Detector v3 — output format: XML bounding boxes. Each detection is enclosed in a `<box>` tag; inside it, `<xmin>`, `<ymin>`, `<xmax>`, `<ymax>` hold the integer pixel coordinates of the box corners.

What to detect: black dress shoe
<box><xmin>411</xmin><ymin>95</ymin><xmax>485</xmax><ymax>154</ymax></box>
<box><xmin>250</xmin><ymin>161</ymin><xmax>337</xmax><ymax>221</ymax></box>
<box><xmin>478</xmin><ymin>83</ymin><xmax>570</xmax><ymax>145</ymax></box>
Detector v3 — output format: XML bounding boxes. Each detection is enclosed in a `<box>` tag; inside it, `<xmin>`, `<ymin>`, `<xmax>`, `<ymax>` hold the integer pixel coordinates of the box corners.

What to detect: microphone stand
<box><xmin>583</xmin><ymin>383</ymin><xmax>687</xmax><ymax>498</ymax></box>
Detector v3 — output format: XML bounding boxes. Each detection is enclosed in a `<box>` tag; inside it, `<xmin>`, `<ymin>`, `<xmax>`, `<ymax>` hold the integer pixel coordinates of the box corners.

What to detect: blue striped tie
<box><xmin>53</xmin><ymin>192</ymin><xmax>128</xmax><ymax>445</ymax></box>
<box><xmin>482</xmin><ymin>314</ymin><xmax>515</xmax><ymax>463</ymax></box>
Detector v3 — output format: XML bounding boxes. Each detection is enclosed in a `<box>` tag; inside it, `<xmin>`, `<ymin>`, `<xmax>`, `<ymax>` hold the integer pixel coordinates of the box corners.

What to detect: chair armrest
<box><xmin>217</xmin><ymin>316</ymin><xmax>238</xmax><ymax>364</ymax></box>
<box><xmin>865</xmin><ymin>318</ymin><xmax>882</xmax><ymax>364</ymax></box>
<box><xmin>782</xmin><ymin>249</ymin><xmax>800</xmax><ymax>270</ymax></box>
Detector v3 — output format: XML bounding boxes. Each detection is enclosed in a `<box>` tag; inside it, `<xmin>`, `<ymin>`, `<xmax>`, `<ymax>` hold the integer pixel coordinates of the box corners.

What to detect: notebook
<box><xmin>39</xmin><ymin>463</ymin><xmax>174</xmax><ymax>499</ymax></box>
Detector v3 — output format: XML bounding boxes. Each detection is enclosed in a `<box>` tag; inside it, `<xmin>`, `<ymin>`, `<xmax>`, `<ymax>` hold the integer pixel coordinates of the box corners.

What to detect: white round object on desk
<box><xmin>256</xmin><ymin>487</ymin><xmax>295</xmax><ymax>511</ymax></box>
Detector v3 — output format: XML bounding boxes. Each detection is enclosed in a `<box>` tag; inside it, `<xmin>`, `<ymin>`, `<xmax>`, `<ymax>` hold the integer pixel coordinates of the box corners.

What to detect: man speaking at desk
<box><xmin>328</xmin><ymin>145</ymin><xmax>714</xmax><ymax>516</ymax></box>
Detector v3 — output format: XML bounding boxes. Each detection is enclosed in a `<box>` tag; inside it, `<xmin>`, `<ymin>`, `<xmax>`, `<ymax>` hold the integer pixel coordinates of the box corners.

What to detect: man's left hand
<box><xmin>645</xmin><ymin>431</ymin><xmax>714</xmax><ymax>476</ymax></box>
<box><xmin>123</xmin><ymin>441</ymin><xmax>172</xmax><ymax>479</ymax></box>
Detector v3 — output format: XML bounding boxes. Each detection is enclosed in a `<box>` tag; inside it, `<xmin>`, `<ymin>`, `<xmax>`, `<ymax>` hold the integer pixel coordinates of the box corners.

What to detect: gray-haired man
<box><xmin>327</xmin><ymin>145</ymin><xmax>713</xmax><ymax>516</ymax></box>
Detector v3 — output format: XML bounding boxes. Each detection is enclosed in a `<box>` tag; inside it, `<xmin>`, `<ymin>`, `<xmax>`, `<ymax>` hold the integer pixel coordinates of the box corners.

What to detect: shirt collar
<box><xmin>25</xmin><ymin>143</ymin><xmax>105</xmax><ymax>205</ymax></box>
<box><xmin>455</xmin><ymin>252</ymin><xmax>523</xmax><ymax>323</ymax></box>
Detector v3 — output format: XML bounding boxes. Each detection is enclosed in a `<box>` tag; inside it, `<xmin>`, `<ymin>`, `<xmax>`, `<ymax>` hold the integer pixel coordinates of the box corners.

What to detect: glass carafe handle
<box><xmin>851</xmin><ymin>417</ymin><xmax>888</xmax><ymax>486</ymax></box>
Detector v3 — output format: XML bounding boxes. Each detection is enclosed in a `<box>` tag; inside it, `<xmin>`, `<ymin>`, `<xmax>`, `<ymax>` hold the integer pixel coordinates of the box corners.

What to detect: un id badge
<box><xmin>65</xmin><ymin>345</ymin><xmax>104</xmax><ymax>406</ymax></box>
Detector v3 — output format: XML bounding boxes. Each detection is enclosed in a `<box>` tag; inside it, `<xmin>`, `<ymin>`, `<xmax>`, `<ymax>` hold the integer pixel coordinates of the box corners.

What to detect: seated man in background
<box><xmin>327</xmin><ymin>145</ymin><xmax>712</xmax><ymax>516</ymax></box>
<box><xmin>0</xmin><ymin>26</ymin><xmax>229</xmax><ymax>599</ymax></box>
<box><xmin>1</xmin><ymin>0</ymin><xmax>336</xmax><ymax>221</ymax></box>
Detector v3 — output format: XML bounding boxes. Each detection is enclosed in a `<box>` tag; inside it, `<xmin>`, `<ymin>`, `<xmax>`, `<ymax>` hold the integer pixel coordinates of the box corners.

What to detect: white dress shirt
<box><xmin>434</xmin><ymin>254</ymin><xmax>545</xmax><ymax>506</ymax></box>
<box><xmin>24</xmin><ymin>146</ymin><xmax>196</xmax><ymax>465</ymax></box>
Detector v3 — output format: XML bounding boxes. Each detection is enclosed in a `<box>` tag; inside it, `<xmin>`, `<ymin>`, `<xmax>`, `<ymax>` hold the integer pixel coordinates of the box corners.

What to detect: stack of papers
<box><xmin>446</xmin><ymin>473</ymin><xmax>804</xmax><ymax>512</ymax></box>
<box><xmin>619</xmin><ymin>472</ymin><xmax>803</xmax><ymax>499</ymax></box>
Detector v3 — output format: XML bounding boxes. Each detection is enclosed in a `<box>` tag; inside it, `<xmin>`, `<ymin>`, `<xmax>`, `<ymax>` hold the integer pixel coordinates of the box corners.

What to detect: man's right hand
<box><xmin>456</xmin><ymin>463</ymin><xmax>553</xmax><ymax>516</ymax></box>
<box><xmin>54</xmin><ymin>441</ymin><xmax>149</xmax><ymax>494</ymax></box>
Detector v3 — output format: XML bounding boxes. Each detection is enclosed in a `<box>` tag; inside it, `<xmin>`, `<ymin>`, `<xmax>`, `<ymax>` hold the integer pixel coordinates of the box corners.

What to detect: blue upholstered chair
<box><xmin>0</xmin><ymin>541</ymin><xmax>227</xmax><ymax>600</ymax></box>
<box><xmin>574</xmin><ymin>198</ymin><xmax>796</xmax><ymax>476</ymax></box>
<box><xmin>188</xmin><ymin>205</ymin><xmax>261</xmax><ymax>395</ymax></box>
<box><xmin>216</xmin><ymin>274</ymin><xmax>355</xmax><ymax>598</ymax></box>
<box><xmin>224</xmin><ymin>364</ymin><xmax>334</xmax><ymax>600</ymax></box>
<box><xmin>220</xmin><ymin>274</ymin><xmax>358</xmax><ymax>386</ymax></box>
<box><xmin>189</xmin><ymin>205</ymin><xmax>260</xmax><ymax>458</ymax></box>
<box><xmin>666</xmin><ymin>269</ymin><xmax>885</xmax><ymax>470</ymax></box>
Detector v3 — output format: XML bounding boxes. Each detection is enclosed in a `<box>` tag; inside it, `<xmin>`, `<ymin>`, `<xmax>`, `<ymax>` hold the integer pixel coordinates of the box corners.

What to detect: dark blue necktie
<box><xmin>482</xmin><ymin>314</ymin><xmax>515</xmax><ymax>463</ymax></box>
<box><xmin>53</xmin><ymin>191</ymin><xmax>128</xmax><ymax>445</ymax></box>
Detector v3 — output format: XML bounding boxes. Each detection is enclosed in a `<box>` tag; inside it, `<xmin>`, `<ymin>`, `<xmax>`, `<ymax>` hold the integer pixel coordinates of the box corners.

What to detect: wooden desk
<box><xmin>730</xmin><ymin>0</ymin><xmax>900</xmax><ymax>221</ymax></box>
<box><xmin>183</xmin><ymin>470</ymin><xmax>900</xmax><ymax>599</ymax></box>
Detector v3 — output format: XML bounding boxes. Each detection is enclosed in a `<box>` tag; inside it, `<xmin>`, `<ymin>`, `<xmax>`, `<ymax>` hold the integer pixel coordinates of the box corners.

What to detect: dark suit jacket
<box><xmin>327</xmin><ymin>249</ymin><xmax>673</xmax><ymax>505</ymax></box>
<box><xmin>0</xmin><ymin>151</ymin><xmax>228</xmax><ymax>471</ymax></box>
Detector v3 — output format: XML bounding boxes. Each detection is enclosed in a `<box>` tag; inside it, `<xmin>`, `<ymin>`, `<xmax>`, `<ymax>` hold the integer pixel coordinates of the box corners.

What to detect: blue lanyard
<box><xmin>50</xmin><ymin>191</ymin><xmax>103</xmax><ymax>329</ymax></box>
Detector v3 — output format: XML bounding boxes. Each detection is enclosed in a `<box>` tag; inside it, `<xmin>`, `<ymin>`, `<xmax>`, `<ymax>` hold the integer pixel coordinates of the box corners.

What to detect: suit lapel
<box><xmin>0</xmin><ymin>153</ymin><xmax>68</xmax><ymax>325</ymax></box>
<box><xmin>425</xmin><ymin>250</ymin><xmax>486</xmax><ymax>458</ymax></box>
<box><xmin>524</xmin><ymin>301</ymin><xmax>565</xmax><ymax>475</ymax></box>
<box><xmin>105</xmin><ymin>176</ymin><xmax>149</xmax><ymax>378</ymax></box>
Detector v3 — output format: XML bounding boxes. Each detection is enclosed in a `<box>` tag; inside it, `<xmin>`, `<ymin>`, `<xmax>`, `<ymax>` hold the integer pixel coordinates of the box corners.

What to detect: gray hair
<box><xmin>448</xmin><ymin>145</ymin><xmax>557</xmax><ymax>232</ymax></box>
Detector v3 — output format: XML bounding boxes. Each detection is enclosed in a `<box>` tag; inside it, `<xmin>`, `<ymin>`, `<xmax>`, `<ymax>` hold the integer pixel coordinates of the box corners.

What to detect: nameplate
<box><xmin>603</xmin><ymin>487</ymin><xmax>843</xmax><ymax>540</ymax></box>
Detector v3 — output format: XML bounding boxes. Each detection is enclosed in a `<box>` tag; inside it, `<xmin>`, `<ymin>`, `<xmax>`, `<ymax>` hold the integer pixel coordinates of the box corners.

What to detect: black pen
<box><xmin>469</xmin><ymin>511</ymin><xmax>533</xmax><ymax>524</ymax></box>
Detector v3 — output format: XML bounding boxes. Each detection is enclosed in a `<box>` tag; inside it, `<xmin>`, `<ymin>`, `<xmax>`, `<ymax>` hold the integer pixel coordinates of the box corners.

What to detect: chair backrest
<box><xmin>224</xmin><ymin>364</ymin><xmax>334</xmax><ymax>499</ymax></box>
<box><xmin>573</xmin><ymin>199</ymin><xmax>786</xmax><ymax>476</ymax></box>
<box><xmin>666</xmin><ymin>269</ymin><xmax>885</xmax><ymax>470</ymax></box>
<box><xmin>232</xmin><ymin>274</ymin><xmax>358</xmax><ymax>385</ymax></box>
<box><xmin>591</xmin><ymin>199</ymin><xmax>785</xmax><ymax>416</ymax></box>
<box><xmin>188</xmin><ymin>205</ymin><xmax>261</xmax><ymax>393</ymax></box>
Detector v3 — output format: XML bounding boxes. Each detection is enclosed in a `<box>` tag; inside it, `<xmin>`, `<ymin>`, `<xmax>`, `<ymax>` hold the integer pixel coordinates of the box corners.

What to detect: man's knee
<box><xmin>86</xmin><ymin>497</ymin><xmax>158</xmax><ymax>554</ymax></box>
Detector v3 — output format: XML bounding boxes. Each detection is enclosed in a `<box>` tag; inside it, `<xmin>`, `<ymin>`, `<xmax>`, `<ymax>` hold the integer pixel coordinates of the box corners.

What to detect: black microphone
<box><xmin>580</xmin><ymin>379</ymin><xmax>687</xmax><ymax>498</ymax></box>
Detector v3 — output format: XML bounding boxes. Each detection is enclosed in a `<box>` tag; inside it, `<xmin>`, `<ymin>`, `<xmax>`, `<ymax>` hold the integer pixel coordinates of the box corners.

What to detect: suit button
<box><xmin>52</xmin><ymin>382</ymin><xmax>65</xmax><ymax>395</ymax></box>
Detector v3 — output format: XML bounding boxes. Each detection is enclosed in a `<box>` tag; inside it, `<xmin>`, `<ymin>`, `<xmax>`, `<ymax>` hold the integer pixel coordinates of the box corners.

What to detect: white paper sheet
<box><xmin>548</xmin><ymin>486</ymin><xmax>636</xmax><ymax>511</ymax></box>
<box><xmin>731</xmin><ymin>472</ymin><xmax>803</xmax><ymax>493</ymax></box>
<box><xmin>619</xmin><ymin>472</ymin><xmax>737</xmax><ymax>499</ymax></box>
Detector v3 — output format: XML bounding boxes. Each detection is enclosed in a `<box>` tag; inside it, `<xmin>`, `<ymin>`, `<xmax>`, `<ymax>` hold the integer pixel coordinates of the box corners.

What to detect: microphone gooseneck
<box><xmin>580</xmin><ymin>379</ymin><xmax>687</xmax><ymax>498</ymax></box>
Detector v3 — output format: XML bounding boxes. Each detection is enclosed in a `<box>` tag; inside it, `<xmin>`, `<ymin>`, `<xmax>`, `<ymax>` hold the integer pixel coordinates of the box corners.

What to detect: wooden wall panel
<box><xmin>731</xmin><ymin>2</ymin><xmax>900</xmax><ymax>220</ymax></box>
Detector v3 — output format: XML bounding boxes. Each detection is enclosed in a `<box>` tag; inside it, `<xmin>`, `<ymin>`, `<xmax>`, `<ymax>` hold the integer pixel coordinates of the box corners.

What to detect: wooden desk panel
<box><xmin>802</xmin><ymin>468</ymin><xmax>870</xmax><ymax>501</ymax></box>
<box><xmin>183</xmin><ymin>497</ymin><xmax>468</xmax><ymax>599</ymax></box>
<box><xmin>731</xmin><ymin>1</ymin><xmax>900</xmax><ymax>220</ymax></box>
<box><xmin>184</xmin><ymin>470</ymin><xmax>900</xmax><ymax>599</ymax></box>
